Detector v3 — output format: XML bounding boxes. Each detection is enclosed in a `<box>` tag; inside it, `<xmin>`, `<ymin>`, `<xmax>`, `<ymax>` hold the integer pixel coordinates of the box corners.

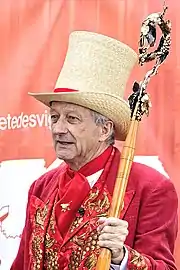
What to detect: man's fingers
<box><xmin>97</xmin><ymin>217</ymin><xmax>129</xmax><ymax>264</ymax></box>
<box><xmin>98</xmin><ymin>239</ymin><xmax>124</xmax><ymax>251</ymax></box>
<box><xmin>100</xmin><ymin>224</ymin><xmax>129</xmax><ymax>235</ymax></box>
<box><xmin>98</xmin><ymin>217</ymin><xmax>128</xmax><ymax>231</ymax></box>
<box><xmin>99</xmin><ymin>232</ymin><xmax>127</xmax><ymax>242</ymax></box>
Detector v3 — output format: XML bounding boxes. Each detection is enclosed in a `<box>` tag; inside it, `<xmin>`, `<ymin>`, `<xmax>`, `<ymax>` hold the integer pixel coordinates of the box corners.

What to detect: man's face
<box><xmin>50</xmin><ymin>102</ymin><xmax>109</xmax><ymax>166</ymax></box>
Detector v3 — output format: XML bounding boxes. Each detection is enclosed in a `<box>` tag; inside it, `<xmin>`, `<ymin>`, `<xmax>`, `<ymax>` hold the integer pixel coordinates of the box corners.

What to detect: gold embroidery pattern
<box><xmin>130</xmin><ymin>249</ymin><xmax>148</xmax><ymax>269</ymax></box>
<box><xmin>69</xmin><ymin>189</ymin><xmax>109</xmax><ymax>235</ymax></box>
<box><xmin>49</xmin><ymin>214</ymin><xmax>55</xmax><ymax>234</ymax></box>
<box><xmin>45</xmin><ymin>249</ymin><xmax>59</xmax><ymax>270</ymax></box>
<box><xmin>31</xmin><ymin>200</ymin><xmax>60</xmax><ymax>270</ymax></box>
<box><xmin>70</xmin><ymin>217</ymin><xmax>84</xmax><ymax>233</ymax></box>
<box><xmin>35</xmin><ymin>203</ymin><xmax>48</xmax><ymax>229</ymax></box>
<box><xmin>82</xmin><ymin>229</ymin><xmax>100</xmax><ymax>256</ymax></box>
<box><xmin>69</xmin><ymin>229</ymin><xmax>99</xmax><ymax>269</ymax></box>
<box><xmin>48</xmin><ymin>198</ymin><xmax>58</xmax><ymax>234</ymax></box>
<box><xmin>69</xmin><ymin>250</ymin><xmax>82</xmax><ymax>270</ymax></box>
<box><xmin>88</xmin><ymin>189</ymin><xmax>99</xmax><ymax>200</ymax></box>
<box><xmin>84</xmin><ymin>190</ymin><xmax>110</xmax><ymax>214</ymax></box>
<box><xmin>31</xmin><ymin>202</ymin><xmax>49</xmax><ymax>270</ymax></box>
<box><xmin>69</xmin><ymin>188</ymin><xmax>110</xmax><ymax>269</ymax></box>
<box><xmin>45</xmin><ymin>233</ymin><xmax>55</xmax><ymax>248</ymax></box>
<box><xmin>44</xmin><ymin>199</ymin><xmax>60</xmax><ymax>270</ymax></box>
<box><xmin>31</xmin><ymin>235</ymin><xmax>43</xmax><ymax>270</ymax></box>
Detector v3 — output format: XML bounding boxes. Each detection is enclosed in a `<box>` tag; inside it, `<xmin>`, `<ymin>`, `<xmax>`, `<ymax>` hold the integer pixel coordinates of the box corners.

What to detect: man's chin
<box><xmin>56</xmin><ymin>151</ymin><xmax>75</xmax><ymax>162</ymax></box>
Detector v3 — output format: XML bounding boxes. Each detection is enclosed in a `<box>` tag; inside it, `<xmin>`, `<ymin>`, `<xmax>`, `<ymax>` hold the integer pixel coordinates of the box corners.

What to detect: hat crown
<box><xmin>55</xmin><ymin>31</ymin><xmax>138</xmax><ymax>97</ymax></box>
<box><xmin>29</xmin><ymin>31</ymin><xmax>138</xmax><ymax>141</ymax></box>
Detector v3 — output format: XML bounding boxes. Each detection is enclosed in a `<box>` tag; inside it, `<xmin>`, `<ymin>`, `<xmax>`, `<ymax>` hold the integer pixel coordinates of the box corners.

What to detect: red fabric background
<box><xmin>0</xmin><ymin>0</ymin><xmax>179</xmax><ymax>267</ymax></box>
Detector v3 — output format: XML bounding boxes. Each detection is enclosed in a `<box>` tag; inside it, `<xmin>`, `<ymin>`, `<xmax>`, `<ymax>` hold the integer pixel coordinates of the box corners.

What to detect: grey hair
<box><xmin>90</xmin><ymin>110</ymin><xmax>115</xmax><ymax>145</ymax></box>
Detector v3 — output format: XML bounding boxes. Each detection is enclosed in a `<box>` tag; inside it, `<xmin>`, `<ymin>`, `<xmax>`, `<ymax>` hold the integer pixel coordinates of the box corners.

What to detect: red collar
<box><xmin>77</xmin><ymin>146</ymin><xmax>113</xmax><ymax>177</ymax></box>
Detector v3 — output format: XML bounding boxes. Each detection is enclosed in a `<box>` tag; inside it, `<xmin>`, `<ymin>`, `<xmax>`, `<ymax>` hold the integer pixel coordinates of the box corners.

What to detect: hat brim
<box><xmin>29</xmin><ymin>91</ymin><xmax>131</xmax><ymax>141</ymax></box>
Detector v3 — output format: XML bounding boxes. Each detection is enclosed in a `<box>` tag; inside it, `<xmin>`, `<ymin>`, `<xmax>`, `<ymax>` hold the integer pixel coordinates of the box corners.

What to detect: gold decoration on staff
<box><xmin>96</xmin><ymin>3</ymin><xmax>171</xmax><ymax>270</ymax></box>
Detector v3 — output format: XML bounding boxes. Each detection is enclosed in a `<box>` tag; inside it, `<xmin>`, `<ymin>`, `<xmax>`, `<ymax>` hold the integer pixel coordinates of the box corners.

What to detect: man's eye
<box><xmin>67</xmin><ymin>115</ymin><xmax>80</xmax><ymax>123</ymax></box>
<box><xmin>51</xmin><ymin>115</ymin><xmax>58</xmax><ymax>122</ymax></box>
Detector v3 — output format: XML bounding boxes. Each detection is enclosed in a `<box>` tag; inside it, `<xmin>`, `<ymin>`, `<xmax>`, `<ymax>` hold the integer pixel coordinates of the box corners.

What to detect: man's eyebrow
<box><xmin>66</xmin><ymin>109</ymin><xmax>83</xmax><ymax>118</ymax></box>
<box><xmin>49</xmin><ymin>108</ymin><xmax>57</xmax><ymax>114</ymax></box>
<box><xmin>49</xmin><ymin>107</ymin><xmax>83</xmax><ymax>118</ymax></box>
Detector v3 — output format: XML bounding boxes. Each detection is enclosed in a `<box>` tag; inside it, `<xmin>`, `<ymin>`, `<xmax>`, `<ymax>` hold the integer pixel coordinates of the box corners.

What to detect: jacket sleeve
<box><xmin>126</xmin><ymin>180</ymin><xmax>178</xmax><ymax>270</ymax></box>
<box><xmin>10</xmin><ymin>181</ymin><xmax>36</xmax><ymax>270</ymax></box>
<box><xmin>10</xmin><ymin>165</ymin><xmax>64</xmax><ymax>270</ymax></box>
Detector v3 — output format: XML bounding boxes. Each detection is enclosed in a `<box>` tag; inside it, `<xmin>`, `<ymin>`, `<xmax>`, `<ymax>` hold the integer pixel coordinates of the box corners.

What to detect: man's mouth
<box><xmin>56</xmin><ymin>141</ymin><xmax>74</xmax><ymax>145</ymax></box>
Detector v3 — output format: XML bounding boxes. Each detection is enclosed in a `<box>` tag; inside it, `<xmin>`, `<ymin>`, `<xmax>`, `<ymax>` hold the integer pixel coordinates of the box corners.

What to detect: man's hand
<box><xmin>97</xmin><ymin>217</ymin><xmax>129</xmax><ymax>265</ymax></box>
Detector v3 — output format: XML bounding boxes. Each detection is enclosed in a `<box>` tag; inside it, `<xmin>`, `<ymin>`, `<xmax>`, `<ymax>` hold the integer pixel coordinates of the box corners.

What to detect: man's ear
<box><xmin>99</xmin><ymin>121</ymin><xmax>114</xmax><ymax>142</ymax></box>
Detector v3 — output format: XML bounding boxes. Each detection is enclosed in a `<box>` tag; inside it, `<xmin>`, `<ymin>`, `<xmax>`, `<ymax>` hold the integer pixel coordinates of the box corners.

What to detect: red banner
<box><xmin>0</xmin><ymin>0</ymin><xmax>179</xmax><ymax>268</ymax></box>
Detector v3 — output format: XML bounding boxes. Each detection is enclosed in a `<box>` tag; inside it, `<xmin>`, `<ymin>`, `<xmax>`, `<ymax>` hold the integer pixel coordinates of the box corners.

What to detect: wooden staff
<box><xmin>96</xmin><ymin>3</ymin><xmax>171</xmax><ymax>270</ymax></box>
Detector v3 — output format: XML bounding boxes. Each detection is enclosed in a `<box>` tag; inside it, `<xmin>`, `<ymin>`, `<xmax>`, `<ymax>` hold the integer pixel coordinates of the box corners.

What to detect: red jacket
<box><xmin>11</xmin><ymin>155</ymin><xmax>178</xmax><ymax>269</ymax></box>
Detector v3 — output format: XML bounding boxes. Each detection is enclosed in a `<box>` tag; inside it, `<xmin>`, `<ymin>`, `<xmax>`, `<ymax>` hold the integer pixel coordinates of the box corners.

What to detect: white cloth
<box><xmin>110</xmin><ymin>246</ymin><xmax>128</xmax><ymax>269</ymax></box>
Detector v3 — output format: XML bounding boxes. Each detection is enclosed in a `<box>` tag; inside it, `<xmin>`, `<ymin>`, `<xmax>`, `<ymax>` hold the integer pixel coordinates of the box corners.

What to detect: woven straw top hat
<box><xmin>29</xmin><ymin>31</ymin><xmax>138</xmax><ymax>141</ymax></box>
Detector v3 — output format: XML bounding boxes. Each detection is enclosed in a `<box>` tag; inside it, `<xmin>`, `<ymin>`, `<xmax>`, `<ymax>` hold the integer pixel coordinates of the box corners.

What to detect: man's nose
<box><xmin>52</xmin><ymin>117</ymin><xmax>68</xmax><ymax>134</ymax></box>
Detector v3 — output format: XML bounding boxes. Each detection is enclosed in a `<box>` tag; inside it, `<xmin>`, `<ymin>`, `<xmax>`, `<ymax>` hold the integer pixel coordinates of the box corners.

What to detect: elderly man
<box><xmin>11</xmin><ymin>31</ymin><xmax>178</xmax><ymax>270</ymax></box>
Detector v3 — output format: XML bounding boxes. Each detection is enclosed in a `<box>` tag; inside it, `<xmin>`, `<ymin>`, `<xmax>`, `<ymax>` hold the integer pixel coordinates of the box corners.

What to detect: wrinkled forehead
<box><xmin>50</xmin><ymin>101</ymin><xmax>92</xmax><ymax>116</ymax></box>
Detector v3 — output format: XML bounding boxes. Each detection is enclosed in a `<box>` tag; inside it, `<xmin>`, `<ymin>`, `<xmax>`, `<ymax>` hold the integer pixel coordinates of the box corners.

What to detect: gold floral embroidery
<box><xmin>45</xmin><ymin>233</ymin><xmax>55</xmax><ymax>248</ymax></box>
<box><xmin>84</xmin><ymin>190</ymin><xmax>110</xmax><ymax>214</ymax></box>
<box><xmin>88</xmin><ymin>189</ymin><xmax>99</xmax><ymax>200</ymax></box>
<box><xmin>44</xmin><ymin>199</ymin><xmax>60</xmax><ymax>269</ymax></box>
<box><xmin>31</xmin><ymin>201</ymin><xmax>49</xmax><ymax>269</ymax></box>
<box><xmin>84</xmin><ymin>230</ymin><xmax>100</xmax><ymax>254</ymax></box>
<box><xmin>69</xmin><ymin>229</ymin><xmax>100</xmax><ymax>269</ymax></box>
<box><xmin>45</xmin><ymin>249</ymin><xmax>59</xmax><ymax>270</ymax></box>
<box><xmin>69</xmin><ymin>188</ymin><xmax>110</xmax><ymax>269</ymax></box>
<box><xmin>69</xmin><ymin>249</ymin><xmax>82</xmax><ymax>270</ymax></box>
<box><xmin>99</xmin><ymin>192</ymin><xmax>110</xmax><ymax>209</ymax></box>
<box><xmin>70</xmin><ymin>217</ymin><xmax>84</xmax><ymax>233</ymax></box>
<box><xmin>35</xmin><ymin>201</ymin><xmax>49</xmax><ymax>229</ymax></box>
<box><xmin>31</xmin><ymin>235</ymin><xmax>43</xmax><ymax>270</ymax></box>
<box><xmin>72</xmin><ymin>232</ymin><xmax>87</xmax><ymax>246</ymax></box>
<box><xmin>31</xmin><ymin>200</ymin><xmax>61</xmax><ymax>270</ymax></box>
<box><xmin>49</xmin><ymin>197</ymin><xmax>58</xmax><ymax>234</ymax></box>
<box><xmin>49</xmin><ymin>214</ymin><xmax>55</xmax><ymax>234</ymax></box>
<box><xmin>130</xmin><ymin>249</ymin><xmax>148</xmax><ymax>269</ymax></box>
